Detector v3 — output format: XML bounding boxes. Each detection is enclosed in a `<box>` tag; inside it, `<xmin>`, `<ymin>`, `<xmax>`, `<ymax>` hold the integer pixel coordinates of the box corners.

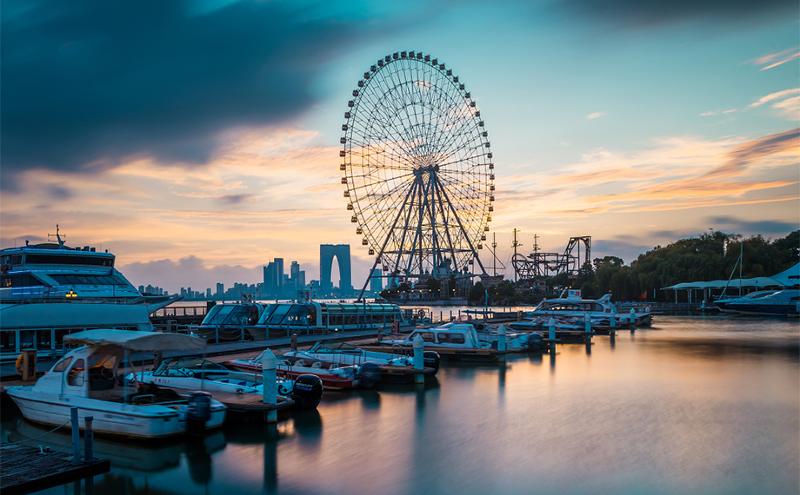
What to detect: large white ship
<box><xmin>0</xmin><ymin>228</ymin><xmax>177</xmax><ymax>361</ymax></box>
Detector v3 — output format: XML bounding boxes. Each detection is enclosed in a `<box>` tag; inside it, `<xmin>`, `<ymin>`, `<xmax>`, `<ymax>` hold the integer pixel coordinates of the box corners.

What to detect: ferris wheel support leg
<box><xmin>435</xmin><ymin>175</ymin><xmax>488</xmax><ymax>276</ymax></box>
<box><xmin>357</xmin><ymin>179</ymin><xmax>418</xmax><ymax>301</ymax></box>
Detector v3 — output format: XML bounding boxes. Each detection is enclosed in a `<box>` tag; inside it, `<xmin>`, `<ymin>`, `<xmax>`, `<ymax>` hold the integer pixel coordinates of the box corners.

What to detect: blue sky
<box><xmin>1</xmin><ymin>0</ymin><xmax>797</xmax><ymax>291</ymax></box>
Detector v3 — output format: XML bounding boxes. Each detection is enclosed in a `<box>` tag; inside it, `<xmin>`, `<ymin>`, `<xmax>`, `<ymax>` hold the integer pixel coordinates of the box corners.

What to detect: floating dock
<box><xmin>0</xmin><ymin>443</ymin><xmax>109</xmax><ymax>495</ymax></box>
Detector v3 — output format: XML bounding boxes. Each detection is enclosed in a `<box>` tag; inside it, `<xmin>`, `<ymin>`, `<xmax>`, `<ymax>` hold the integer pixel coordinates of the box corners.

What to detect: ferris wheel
<box><xmin>340</xmin><ymin>51</ymin><xmax>495</xmax><ymax>294</ymax></box>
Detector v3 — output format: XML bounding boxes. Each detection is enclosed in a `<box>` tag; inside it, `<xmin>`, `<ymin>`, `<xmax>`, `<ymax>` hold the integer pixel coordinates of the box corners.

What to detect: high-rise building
<box><xmin>216</xmin><ymin>282</ymin><xmax>224</xmax><ymax>297</ymax></box>
<box><xmin>370</xmin><ymin>268</ymin><xmax>383</xmax><ymax>293</ymax></box>
<box><xmin>264</xmin><ymin>262</ymin><xmax>278</xmax><ymax>295</ymax></box>
<box><xmin>275</xmin><ymin>258</ymin><xmax>285</xmax><ymax>290</ymax></box>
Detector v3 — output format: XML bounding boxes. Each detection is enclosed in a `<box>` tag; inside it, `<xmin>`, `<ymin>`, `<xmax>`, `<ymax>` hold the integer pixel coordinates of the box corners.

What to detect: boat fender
<box><xmin>356</xmin><ymin>362</ymin><xmax>381</xmax><ymax>389</ymax></box>
<box><xmin>423</xmin><ymin>351</ymin><xmax>440</xmax><ymax>372</ymax></box>
<box><xmin>526</xmin><ymin>333</ymin><xmax>544</xmax><ymax>350</ymax></box>
<box><xmin>291</xmin><ymin>374</ymin><xmax>324</xmax><ymax>410</ymax></box>
<box><xmin>186</xmin><ymin>391</ymin><xmax>213</xmax><ymax>433</ymax></box>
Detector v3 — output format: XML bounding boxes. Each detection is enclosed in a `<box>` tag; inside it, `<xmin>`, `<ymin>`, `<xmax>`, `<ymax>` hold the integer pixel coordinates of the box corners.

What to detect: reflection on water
<box><xmin>4</xmin><ymin>316</ymin><xmax>798</xmax><ymax>495</ymax></box>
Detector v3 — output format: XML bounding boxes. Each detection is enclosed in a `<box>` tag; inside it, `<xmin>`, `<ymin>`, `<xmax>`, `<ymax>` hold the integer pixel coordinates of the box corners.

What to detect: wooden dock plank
<box><xmin>0</xmin><ymin>443</ymin><xmax>109</xmax><ymax>495</ymax></box>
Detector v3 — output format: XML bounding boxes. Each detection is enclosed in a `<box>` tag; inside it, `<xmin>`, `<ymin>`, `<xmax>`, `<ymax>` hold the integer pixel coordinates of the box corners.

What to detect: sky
<box><xmin>1</xmin><ymin>0</ymin><xmax>798</xmax><ymax>292</ymax></box>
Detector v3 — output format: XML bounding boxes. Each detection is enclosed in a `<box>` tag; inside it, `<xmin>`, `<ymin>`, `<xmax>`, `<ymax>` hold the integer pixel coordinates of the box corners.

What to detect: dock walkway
<box><xmin>0</xmin><ymin>443</ymin><xmax>109</xmax><ymax>494</ymax></box>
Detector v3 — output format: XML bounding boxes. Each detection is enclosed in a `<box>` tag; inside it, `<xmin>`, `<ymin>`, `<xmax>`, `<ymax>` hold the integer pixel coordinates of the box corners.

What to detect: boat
<box><xmin>715</xmin><ymin>289</ymin><xmax>800</xmax><ymax>317</ymax></box>
<box><xmin>191</xmin><ymin>300</ymin><xmax>412</xmax><ymax>342</ymax></box>
<box><xmin>227</xmin><ymin>350</ymin><xmax>381</xmax><ymax>390</ymax></box>
<box><xmin>132</xmin><ymin>357</ymin><xmax>324</xmax><ymax>410</ymax></box>
<box><xmin>476</xmin><ymin>324</ymin><xmax>546</xmax><ymax>352</ymax></box>
<box><xmin>524</xmin><ymin>290</ymin><xmax>652</xmax><ymax>330</ymax></box>
<box><xmin>363</xmin><ymin>323</ymin><xmax>501</xmax><ymax>362</ymax></box>
<box><xmin>5</xmin><ymin>329</ymin><xmax>226</xmax><ymax>439</ymax></box>
<box><xmin>282</xmin><ymin>342</ymin><xmax>440</xmax><ymax>384</ymax></box>
<box><xmin>0</xmin><ymin>228</ymin><xmax>179</xmax><ymax>362</ymax></box>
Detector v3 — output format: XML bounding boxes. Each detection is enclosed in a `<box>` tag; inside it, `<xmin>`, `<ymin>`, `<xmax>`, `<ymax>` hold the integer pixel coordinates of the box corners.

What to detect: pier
<box><xmin>0</xmin><ymin>443</ymin><xmax>109</xmax><ymax>494</ymax></box>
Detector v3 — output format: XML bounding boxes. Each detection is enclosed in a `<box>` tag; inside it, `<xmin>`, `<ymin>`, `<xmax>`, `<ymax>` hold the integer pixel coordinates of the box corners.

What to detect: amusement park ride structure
<box><xmin>511</xmin><ymin>230</ymin><xmax>592</xmax><ymax>283</ymax></box>
<box><xmin>338</xmin><ymin>51</ymin><xmax>494</xmax><ymax>298</ymax></box>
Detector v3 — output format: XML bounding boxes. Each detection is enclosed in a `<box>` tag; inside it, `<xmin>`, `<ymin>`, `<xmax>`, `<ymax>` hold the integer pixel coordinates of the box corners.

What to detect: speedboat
<box><xmin>715</xmin><ymin>289</ymin><xmax>799</xmax><ymax>317</ymax></box>
<box><xmin>5</xmin><ymin>329</ymin><xmax>226</xmax><ymax>439</ymax></box>
<box><xmin>227</xmin><ymin>350</ymin><xmax>381</xmax><ymax>390</ymax></box>
<box><xmin>364</xmin><ymin>324</ymin><xmax>500</xmax><ymax>362</ymax></box>
<box><xmin>283</xmin><ymin>342</ymin><xmax>440</xmax><ymax>383</ymax></box>
<box><xmin>0</xmin><ymin>228</ymin><xmax>179</xmax><ymax>362</ymax></box>
<box><xmin>132</xmin><ymin>356</ymin><xmax>323</xmax><ymax>409</ymax></box>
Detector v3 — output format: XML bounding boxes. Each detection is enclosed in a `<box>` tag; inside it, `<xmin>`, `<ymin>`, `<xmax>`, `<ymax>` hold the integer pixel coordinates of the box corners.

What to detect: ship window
<box><xmin>26</xmin><ymin>254</ymin><xmax>113</xmax><ymax>267</ymax></box>
<box><xmin>49</xmin><ymin>274</ymin><xmax>129</xmax><ymax>286</ymax></box>
<box><xmin>438</xmin><ymin>332</ymin><xmax>465</xmax><ymax>344</ymax></box>
<box><xmin>68</xmin><ymin>359</ymin><xmax>85</xmax><ymax>386</ymax></box>
<box><xmin>414</xmin><ymin>332</ymin><xmax>435</xmax><ymax>343</ymax></box>
<box><xmin>53</xmin><ymin>356</ymin><xmax>73</xmax><ymax>372</ymax></box>
<box><xmin>19</xmin><ymin>330</ymin><xmax>35</xmax><ymax>350</ymax></box>
<box><xmin>0</xmin><ymin>332</ymin><xmax>15</xmax><ymax>352</ymax></box>
<box><xmin>37</xmin><ymin>330</ymin><xmax>51</xmax><ymax>349</ymax></box>
<box><xmin>2</xmin><ymin>273</ymin><xmax>44</xmax><ymax>287</ymax></box>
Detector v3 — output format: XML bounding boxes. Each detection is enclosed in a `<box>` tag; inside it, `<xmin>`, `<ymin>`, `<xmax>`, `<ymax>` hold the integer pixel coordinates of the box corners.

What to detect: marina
<box><xmin>1</xmin><ymin>316</ymin><xmax>797</xmax><ymax>494</ymax></box>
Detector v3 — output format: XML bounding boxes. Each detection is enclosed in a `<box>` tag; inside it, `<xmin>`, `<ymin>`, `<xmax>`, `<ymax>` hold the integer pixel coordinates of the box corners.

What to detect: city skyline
<box><xmin>1</xmin><ymin>1</ymin><xmax>798</xmax><ymax>291</ymax></box>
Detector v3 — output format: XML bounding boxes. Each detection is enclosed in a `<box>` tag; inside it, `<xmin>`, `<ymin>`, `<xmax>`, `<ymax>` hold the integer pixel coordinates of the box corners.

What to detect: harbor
<box><xmin>1</xmin><ymin>316</ymin><xmax>797</xmax><ymax>494</ymax></box>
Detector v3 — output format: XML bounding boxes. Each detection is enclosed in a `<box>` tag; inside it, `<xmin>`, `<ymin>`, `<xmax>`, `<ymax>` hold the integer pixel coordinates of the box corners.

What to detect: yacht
<box><xmin>364</xmin><ymin>323</ymin><xmax>500</xmax><ymax>362</ymax></box>
<box><xmin>526</xmin><ymin>290</ymin><xmax>652</xmax><ymax>328</ymax></box>
<box><xmin>0</xmin><ymin>228</ymin><xmax>178</xmax><ymax>361</ymax></box>
<box><xmin>715</xmin><ymin>289</ymin><xmax>800</xmax><ymax>317</ymax></box>
<box><xmin>5</xmin><ymin>330</ymin><xmax>227</xmax><ymax>438</ymax></box>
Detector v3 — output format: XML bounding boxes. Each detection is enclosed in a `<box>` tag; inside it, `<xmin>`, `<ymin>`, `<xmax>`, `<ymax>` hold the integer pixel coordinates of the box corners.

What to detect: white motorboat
<box><xmin>364</xmin><ymin>323</ymin><xmax>500</xmax><ymax>362</ymax></box>
<box><xmin>526</xmin><ymin>290</ymin><xmax>652</xmax><ymax>328</ymax></box>
<box><xmin>5</xmin><ymin>329</ymin><xmax>226</xmax><ymax>439</ymax></box>
<box><xmin>132</xmin><ymin>357</ymin><xmax>324</xmax><ymax>409</ymax></box>
<box><xmin>0</xmin><ymin>228</ymin><xmax>179</xmax><ymax>361</ymax></box>
<box><xmin>715</xmin><ymin>289</ymin><xmax>800</xmax><ymax>317</ymax></box>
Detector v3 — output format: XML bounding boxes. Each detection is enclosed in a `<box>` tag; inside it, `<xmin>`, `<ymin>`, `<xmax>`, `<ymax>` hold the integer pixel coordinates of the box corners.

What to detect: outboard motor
<box><xmin>186</xmin><ymin>391</ymin><xmax>212</xmax><ymax>434</ymax></box>
<box><xmin>356</xmin><ymin>362</ymin><xmax>382</xmax><ymax>389</ymax></box>
<box><xmin>423</xmin><ymin>351</ymin><xmax>440</xmax><ymax>373</ymax></box>
<box><xmin>291</xmin><ymin>374</ymin><xmax>324</xmax><ymax>410</ymax></box>
<box><xmin>526</xmin><ymin>333</ymin><xmax>544</xmax><ymax>351</ymax></box>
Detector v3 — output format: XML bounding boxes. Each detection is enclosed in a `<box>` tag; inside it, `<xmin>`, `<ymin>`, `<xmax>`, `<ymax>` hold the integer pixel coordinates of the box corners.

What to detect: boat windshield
<box><xmin>202</xmin><ymin>304</ymin><xmax>259</xmax><ymax>325</ymax></box>
<box><xmin>155</xmin><ymin>358</ymin><xmax>226</xmax><ymax>376</ymax></box>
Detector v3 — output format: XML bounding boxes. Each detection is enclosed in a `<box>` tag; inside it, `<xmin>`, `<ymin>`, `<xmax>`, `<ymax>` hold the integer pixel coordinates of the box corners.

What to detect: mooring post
<box><xmin>497</xmin><ymin>324</ymin><xmax>507</xmax><ymax>353</ymax></box>
<box><xmin>548</xmin><ymin>317</ymin><xmax>557</xmax><ymax>355</ymax></box>
<box><xmin>261</xmin><ymin>349</ymin><xmax>278</xmax><ymax>423</ymax></box>
<box><xmin>610</xmin><ymin>314</ymin><xmax>617</xmax><ymax>334</ymax></box>
<box><xmin>584</xmin><ymin>313</ymin><xmax>591</xmax><ymax>336</ymax></box>
<box><xmin>629</xmin><ymin>308</ymin><xmax>636</xmax><ymax>332</ymax></box>
<box><xmin>84</xmin><ymin>416</ymin><xmax>94</xmax><ymax>461</ymax></box>
<box><xmin>70</xmin><ymin>407</ymin><xmax>80</xmax><ymax>464</ymax></box>
<box><xmin>412</xmin><ymin>334</ymin><xmax>424</xmax><ymax>384</ymax></box>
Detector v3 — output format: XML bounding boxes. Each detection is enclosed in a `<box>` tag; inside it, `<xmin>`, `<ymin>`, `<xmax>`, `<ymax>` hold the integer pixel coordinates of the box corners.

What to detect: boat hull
<box><xmin>226</xmin><ymin>361</ymin><xmax>358</xmax><ymax>390</ymax></box>
<box><xmin>6</xmin><ymin>387</ymin><xmax>225</xmax><ymax>439</ymax></box>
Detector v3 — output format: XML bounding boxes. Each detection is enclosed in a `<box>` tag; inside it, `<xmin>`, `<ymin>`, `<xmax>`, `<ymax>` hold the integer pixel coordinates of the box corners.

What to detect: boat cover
<box><xmin>64</xmin><ymin>329</ymin><xmax>205</xmax><ymax>351</ymax></box>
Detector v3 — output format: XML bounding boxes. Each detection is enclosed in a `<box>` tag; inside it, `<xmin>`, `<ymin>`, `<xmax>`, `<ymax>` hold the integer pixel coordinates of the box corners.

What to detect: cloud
<box><xmin>586</xmin><ymin>112</ymin><xmax>605</xmax><ymax>120</ymax></box>
<box><xmin>749</xmin><ymin>88</ymin><xmax>800</xmax><ymax>120</ymax></box>
<box><xmin>752</xmin><ymin>47</ymin><xmax>800</xmax><ymax>71</ymax></box>
<box><xmin>707</xmin><ymin>128</ymin><xmax>800</xmax><ymax>178</ymax></box>
<box><xmin>217</xmin><ymin>193</ymin><xmax>255</xmax><ymax>206</ymax></box>
<box><xmin>699</xmin><ymin>109</ymin><xmax>737</xmax><ymax>117</ymax></box>
<box><xmin>558</xmin><ymin>0</ymin><xmax>796</xmax><ymax>28</ymax></box>
<box><xmin>708</xmin><ymin>216</ymin><xmax>799</xmax><ymax>234</ymax></box>
<box><xmin>0</xmin><ymin>0</ymin><xmax>420</xmax><ymax>189</ymax></box>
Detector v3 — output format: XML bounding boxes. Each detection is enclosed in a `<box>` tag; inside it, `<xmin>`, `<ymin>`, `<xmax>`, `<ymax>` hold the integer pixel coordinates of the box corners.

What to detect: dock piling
<box><xmin>412</xmin><ymin>334</ymin><xmax>424</xmax><ymax>384</ymax></box>
<box><xmin>584</xmin><ymin>313</ymin><xmax>591</xmax><ymax>336</ymax></box>
<box><xmin>261</xmin><ymin>349</ymin><xmax>278</xmax><ymax>423</ymax></box>
<box><xmin>629</xmin><ymin>308</ymin><xmax>636</xmax><ymax>332</ymax></box>
<box><xmin>548</xmin><ymin>318</ymin><xmax>557</xmax><ymax>355</ymax></box>
<box><xmin>497</xmin><ymin>325</ymin><xmax>507</xmax><ymax>353</ymax></box>
<box><xmin>70</xmin><ymin>407</ymin><xmax>80</xmax><ymax>464</ymax></box>
<box><xmin>84</xmin><ymin>416</ymin><xmax>94</xmax><ymax>461</ymax></box>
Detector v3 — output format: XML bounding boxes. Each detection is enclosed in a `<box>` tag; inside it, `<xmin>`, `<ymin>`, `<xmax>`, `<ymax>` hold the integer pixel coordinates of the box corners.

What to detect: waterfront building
<box><xmin>370</xmin><ymin>268</ymin><xmax>383</xmax><ymax>293</ymax></box>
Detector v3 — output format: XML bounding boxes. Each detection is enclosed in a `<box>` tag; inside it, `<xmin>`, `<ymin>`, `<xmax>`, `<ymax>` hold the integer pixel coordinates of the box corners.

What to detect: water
<box><xmin>3</xmin><ymin>316</ymin><xmax>798</xmax><ymax>494</ymax></box>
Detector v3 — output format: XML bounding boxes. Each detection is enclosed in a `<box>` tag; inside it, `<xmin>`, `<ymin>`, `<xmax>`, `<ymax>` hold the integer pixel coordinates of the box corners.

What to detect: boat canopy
<box><xmin>663</xmin><ymin>263</ymin><xmax>799</xmax><ymax>291</ymax></box>
<box><xmin>64</xmin><ymin>329</ymin><xmax>205</xmax><ymax>351</ymax></box>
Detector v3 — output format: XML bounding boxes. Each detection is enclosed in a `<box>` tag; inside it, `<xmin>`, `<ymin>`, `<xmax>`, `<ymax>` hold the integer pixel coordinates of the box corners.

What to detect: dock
<box><xmin>0</xmin><ymin>443</ymin><xmax>109</xmax><ymax>495</ymax></box>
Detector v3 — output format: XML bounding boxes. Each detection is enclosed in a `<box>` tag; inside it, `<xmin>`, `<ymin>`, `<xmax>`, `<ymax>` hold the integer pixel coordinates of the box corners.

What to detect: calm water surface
<box><xmin>4</xmin><ymin>316</ymin><xmax>798</xmax><ymax>495</ymax></box>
